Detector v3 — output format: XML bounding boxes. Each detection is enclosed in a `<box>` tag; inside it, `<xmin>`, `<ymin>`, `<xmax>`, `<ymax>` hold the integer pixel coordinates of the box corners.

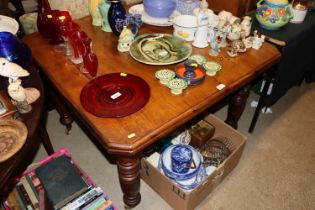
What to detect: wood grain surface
<box><xmin>23</xmin><ymin>16</ymin><xmax>281</xmax><ymax>155</ymax></box>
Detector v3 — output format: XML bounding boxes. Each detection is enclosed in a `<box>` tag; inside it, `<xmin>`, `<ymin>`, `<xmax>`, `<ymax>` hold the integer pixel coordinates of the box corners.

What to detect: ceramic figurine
<box><xmin>132</xmin><ymin>14</ymin><xmax>142</xmax><ymax>36</ymax></box>
<box><xmin>117</xmin><ymin>26</ymin><xmax>134</xmax><ymax>52</ymax></box>
<box><xmin>88</xmin><ymin>0</ymin><xmax>104</xmax><ymax>26</ymax></box>
<box><xmin>7</xmin><ymin>79</ymin><xmax>29</xmax><ymax>113</ymax></box>
<box><xmin>218</xmin><ymin>10</ymin><xmax>233</xmax><ymax>22</ymax></box>
<box><xmin>193</xmin><ymin>0</ymin><xmax>209</xmax><ymax>48</ymax></box>
<box><xmin>0</xmin><ymin>58</ymin><xmax>29</xmax><ymax>83</ymax></box>
<box><xmin>98</xmin><ymin>1</ymin><xmax>112</xmax><ymax>32</ymax></box>
<box><xmin>252</xmin><ymin>30</ymin><xmax>265</xmax><ymax>50</ymax></box>
<box><xmin>209</xmin><ymin>35</ymin><xmax>221</xmax><ymax>56</ymax></box>
<box><xmin>241</xmin><ymin>16</ymin><xmax>252</xmax><ymax>37</ymax></box>
<box><xmin>227</xmin><ymin>23</ymin><xmax>242</xmax><ymax>41</ymax></box>
<box><xmin>218</xmin><ymin>23</ymin><xmax>230</xmax><ymax>48</ymax></box>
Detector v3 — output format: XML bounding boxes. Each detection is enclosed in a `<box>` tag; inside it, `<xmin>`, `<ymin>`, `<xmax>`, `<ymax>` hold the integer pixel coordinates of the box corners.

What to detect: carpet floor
<box><xmin>33</xmin><ymin>82</ymin><xmax>315</xmax><ymax>210</ymax></box>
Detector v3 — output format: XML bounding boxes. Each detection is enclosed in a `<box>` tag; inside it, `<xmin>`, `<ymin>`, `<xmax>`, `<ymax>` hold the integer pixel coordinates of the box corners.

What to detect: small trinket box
<box><xmin>188</xmin><ymin>120</ymin><xmax>215</xmax><ymax>148</ymax></box>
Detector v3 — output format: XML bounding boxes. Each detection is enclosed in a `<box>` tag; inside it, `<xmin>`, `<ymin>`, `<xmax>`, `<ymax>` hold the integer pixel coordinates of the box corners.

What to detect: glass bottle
<box><xmin>37</xmin><ymin>0</ymin><xmax>52</xmax><ymax>38</ymax></box>
<box><xmin>108</xmin><ymin>0</ymin><xmax>126</xmax><ymax>36</ymax></box>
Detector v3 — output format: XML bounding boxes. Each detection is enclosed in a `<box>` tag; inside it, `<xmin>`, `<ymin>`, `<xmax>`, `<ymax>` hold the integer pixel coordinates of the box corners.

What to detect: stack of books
<box><xmin>1</xmin><ymin>150</ymin><xmax>115</xmax><ymax>210</ymax></box>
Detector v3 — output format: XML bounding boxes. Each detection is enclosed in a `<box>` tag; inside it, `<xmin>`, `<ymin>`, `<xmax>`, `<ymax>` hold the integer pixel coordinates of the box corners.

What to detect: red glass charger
<box><xmin>80</xmin><ymin>73</ymin><xmax>150</xmax><ymax>118</ymax></box>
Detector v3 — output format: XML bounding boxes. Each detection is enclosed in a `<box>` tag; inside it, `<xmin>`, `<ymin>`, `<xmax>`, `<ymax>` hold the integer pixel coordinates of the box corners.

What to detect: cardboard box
<box><xmin>140</xmin><ymin>114</ymin><xmax>247</xmax><ymax>210</ymax></box>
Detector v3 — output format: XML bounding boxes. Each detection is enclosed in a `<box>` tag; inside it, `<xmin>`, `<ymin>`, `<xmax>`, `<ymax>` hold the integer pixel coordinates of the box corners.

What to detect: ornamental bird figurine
<box><xmin>0</xmin><ymin>58</ymin><xmax>30</xmax><ymax>83</ymax></box>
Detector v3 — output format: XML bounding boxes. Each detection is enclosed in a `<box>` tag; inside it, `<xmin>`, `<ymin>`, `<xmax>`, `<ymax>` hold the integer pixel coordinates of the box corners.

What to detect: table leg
<box><xmin>225</xmin><ymin>85</ymin><xmax>251</xmax><ymax>129</ymax></box>
<box><xmin>116</xmin><ymin>157</ymin><xmax>141</xmax><ymax>209</ymax></box>
<box><xmin>48</xmin><ymin>88</ymin><xmax>73</xmax><ymax>134</ymax></box>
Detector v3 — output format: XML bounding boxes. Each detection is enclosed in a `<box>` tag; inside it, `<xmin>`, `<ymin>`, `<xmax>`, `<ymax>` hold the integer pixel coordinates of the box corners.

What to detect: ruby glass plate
<box><xmin>80</xmin><ymin>73</ymin><xmax>150</xmax><ymax>118</ymax></box>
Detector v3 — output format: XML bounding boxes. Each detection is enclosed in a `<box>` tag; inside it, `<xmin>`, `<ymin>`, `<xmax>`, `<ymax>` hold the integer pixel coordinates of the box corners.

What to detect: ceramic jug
<box><xmin>256</xmin><ymin>0</ymin><xmax>293</xmax><ymax>30</ymax></box>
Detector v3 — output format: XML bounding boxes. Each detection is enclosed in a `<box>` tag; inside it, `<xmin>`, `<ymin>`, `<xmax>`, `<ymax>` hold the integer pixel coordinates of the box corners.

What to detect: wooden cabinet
<box><xmin>207</xmin><ymin>0</ymin><xmax>258</xmax><ymax>16</ymax></box>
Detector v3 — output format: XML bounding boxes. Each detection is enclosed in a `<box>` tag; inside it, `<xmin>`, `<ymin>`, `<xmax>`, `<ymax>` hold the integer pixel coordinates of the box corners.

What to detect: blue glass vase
<box><xmin>108</xmin><ymin>0</ymin><xmax>126</xmax><ymax>36</ymax></box>
<box><xmin>0</xmin><ymin>32</ymin><xmax>32</xmax><ymax>68</ymax></box>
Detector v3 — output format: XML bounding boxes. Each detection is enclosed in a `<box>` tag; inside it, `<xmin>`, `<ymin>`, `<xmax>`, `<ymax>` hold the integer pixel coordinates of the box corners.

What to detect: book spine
<box><xmin>60</xmin><ymin>187</ymin><xmax>103</xmax><ymax>210</ymax></box>
<box><xmin>26</xmin><ymin>172</ymin><xmax>43</xmax><ymax>193</ymax></box>
<box><xmin>16</xmin><ymin>182</ymin><xmax>34</xmax><ymax>210</ymax></box>
<box><xmin>25</xmin><ymin>174</ymin><xmax>39</xmax><ymax>199</ymax></box>
<box><xmin>4</xmin><ymin>186</ymin><xmax>26</xmax><ymax>210</ymax></box>
<box><xmin>20</xmin><ymin>176</ymin><xmax>39</xmax><ymax>210</ymax></box>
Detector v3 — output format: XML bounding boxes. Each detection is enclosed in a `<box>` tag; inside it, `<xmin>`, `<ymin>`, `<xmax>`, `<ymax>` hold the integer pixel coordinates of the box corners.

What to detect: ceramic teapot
<box><xmin>256</xmin><ymin>0</ymin><xmax>293</xmax><ymax>30</ymax></box>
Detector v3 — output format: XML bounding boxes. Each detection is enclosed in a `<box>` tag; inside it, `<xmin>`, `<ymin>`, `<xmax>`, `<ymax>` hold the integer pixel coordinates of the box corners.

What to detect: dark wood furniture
<box><xmin>23</xmin><ymin>16</ymin><xmax>281</xmax><ymax>208</ymax></box>
<box><xmin>0</xmin><ymin>65</ymin><xmax>54</xmax><ymax>193</ymax></box>
<box><xmin>249</xmin><ymin>11</ymin><xmax>315</xmax><ymax>132</ymax></box>
<box><xmin>207</xmin><ymin>0</ymin><xmax>257</xmax><ymax>16</ymax></box>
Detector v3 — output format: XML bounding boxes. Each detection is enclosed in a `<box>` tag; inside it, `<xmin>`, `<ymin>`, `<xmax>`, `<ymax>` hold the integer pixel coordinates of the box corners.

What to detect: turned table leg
<box><xmin>48</xmin><ymin>88</ymin><xmax>73</xmax><ymax>134</ymax></box>
<box><xmin>225</xmin><ymin>85</ymin><xmax>251</xmax><ymax>129</ymax></box>
<box><xmin>116</xmin><ymin>157</ymin><xmax>141</xmax><ymax>209</ymax></box>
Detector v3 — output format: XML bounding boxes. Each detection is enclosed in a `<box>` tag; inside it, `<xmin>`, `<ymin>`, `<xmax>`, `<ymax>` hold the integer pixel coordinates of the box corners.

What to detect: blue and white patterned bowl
<box><xmin>159</xmin><ymin>144</ymin><xmax>201</xmax><ymax>180</ymax></box>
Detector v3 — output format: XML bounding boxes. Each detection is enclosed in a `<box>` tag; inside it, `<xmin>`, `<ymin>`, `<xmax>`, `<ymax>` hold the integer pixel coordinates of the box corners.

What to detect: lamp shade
<box><xmin>0</xmin><ymin>32</ymin><xmax>32</xmax><ymax>68</ymax></box>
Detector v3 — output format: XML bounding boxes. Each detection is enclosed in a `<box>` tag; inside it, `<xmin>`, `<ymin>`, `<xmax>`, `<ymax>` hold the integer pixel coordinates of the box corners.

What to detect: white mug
<box><xmin>173</xmin><ymin>15</ymin><xmax>198</xmax><ymax>41</ymax></box>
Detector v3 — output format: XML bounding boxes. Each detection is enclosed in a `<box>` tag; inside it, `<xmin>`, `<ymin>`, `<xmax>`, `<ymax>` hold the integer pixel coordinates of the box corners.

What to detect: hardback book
<box><xmin>20</xmin><ymin>175</ymin><xmax>39</xmax><ymax>209</ymax></box>
<box><xmin>35</xmin><ymin>155</ymin><xmax>89</xmax><ymax>210</ymax></box>
<box><xmin>16</xmin><ymin>182</ymin><xmax>34</xmax><ymax>209</ymax></box>
<box><xmin>4</xmin><ymin>186</ymin><xmax>26</xmax><ymax>210</ymax></box>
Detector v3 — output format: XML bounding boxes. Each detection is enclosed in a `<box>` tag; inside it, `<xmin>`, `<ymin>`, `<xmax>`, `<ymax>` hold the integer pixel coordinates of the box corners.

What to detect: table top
<box><xmin>0</xmin><ymin>65</ymin><xmax>44</xmax><ymax>191</ymax></box>
<box><xmin>23</xmin><ymin>16</ymin><xmax>281</xmax><ymax>156</ymax></box>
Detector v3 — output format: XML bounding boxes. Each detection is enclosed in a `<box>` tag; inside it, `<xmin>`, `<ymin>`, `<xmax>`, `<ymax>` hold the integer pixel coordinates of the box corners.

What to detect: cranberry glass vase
<box><xmin>37</xmin><ymin>0</ymin><xmax>52</xmax><ymax>38</ymax></box>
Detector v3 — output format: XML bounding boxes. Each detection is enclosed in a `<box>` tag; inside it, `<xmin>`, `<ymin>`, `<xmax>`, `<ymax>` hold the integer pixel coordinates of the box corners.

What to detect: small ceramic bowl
<box><xmin>155</xmin><ymin>69</ymin><xmax>176</xmax><ymax>85</ymax></box>
<box><xmin>188</xmin><ymin>54</ymin><xmax>207</xmax><ymax>65</ymax></box>
<box><xmin>167</xmin><ymin>78</ymin><xmax>188</xmax><ymax>95</ymax></box>
<box><xmin>203</xmin><ymin>61</ymin><xmax>221</xmax><ymax>76</ymax></box>
<box><xmin>173</xmin><ymin>15</ymin><xmax>197</xmax><ymax>41</ymax></box>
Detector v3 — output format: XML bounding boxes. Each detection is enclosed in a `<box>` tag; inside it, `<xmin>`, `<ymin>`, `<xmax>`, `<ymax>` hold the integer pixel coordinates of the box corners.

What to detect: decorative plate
<box><xmin>129</xmin><ymin>34</ymin><xmax>192</xmax><ymax>65</ymax></box>
<box><xmin>159</xmin><ymin>144</ymin><xmax>201</xmax><ymax>180</ymax></box>
<box><xmin>203</xmin><ymin>61</ymin><xmax>221</xmax><ymax>76</ymax></box>
<box><xmin>155</xmin><ymin>69</ymin><xmax>175</xmax><ymax>85</ymax></box>
<box><xmin>129</xmin><ymin>4</ymin><xmax>180</xmax><ymax>27</ymax></box>
<box><xmin>176</xmin><ymin>164</ymin><xmax>207</xmax><ymax>190</ymax></box>
<box><xmin>0</xmin><ymin>15</ymin><xmax>19</xmax><ymax>35</ymax></box>
<box><xmin>0</xmin><ymin>119</ymin><xmax>28</xmax><ymax>163</ymax></box>
<box><xmin>80</xmin><ymin>73</ymin><xmax>150</xmax><ymax>118</ymax></box>
<box><xmin>188</xmin><ymin>54</ymin><xmax>207</xmax><ymax>65</ymax></box>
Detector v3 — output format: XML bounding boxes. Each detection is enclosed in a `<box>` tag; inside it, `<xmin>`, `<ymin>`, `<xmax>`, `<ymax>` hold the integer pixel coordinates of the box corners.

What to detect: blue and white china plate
<box><xmin>176</xmin><ymin>164</ymin><xmax>207</xmax><ymax>190</ymax></box>
<box><xmin>159</xmin><ymin>144</ymin><xmax>201</xmax><ymax>180</ymax></box>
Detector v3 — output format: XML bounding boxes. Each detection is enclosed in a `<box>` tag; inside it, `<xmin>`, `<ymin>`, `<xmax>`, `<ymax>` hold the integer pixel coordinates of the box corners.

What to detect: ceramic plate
<box><xmin>0</xmin><ymin>15</ymin><xmax>19</xmax><ymax>35</ymax></box>
<box><xmin>129</xmin><ymin>34</ymin><xmax>192</xmax><ymax>65</ymax></box>
<box><xmin>80</xmin><ymin>73</ymin><xmax>150</xmax><ymax>118</ymax></box>
<box><xmin>159</xmin><ymin>144</ymin><xmax>201</xmax><ymax>180</ymax></box>
<box><xmin>129</xmin><ymin>4</ymin><xmax>180</xmax><ymax>27</ymax></box>
<box><xmin>0</xmin><ymin>119</ymin><xmax>28</xmax><ymax>163</ymax></box>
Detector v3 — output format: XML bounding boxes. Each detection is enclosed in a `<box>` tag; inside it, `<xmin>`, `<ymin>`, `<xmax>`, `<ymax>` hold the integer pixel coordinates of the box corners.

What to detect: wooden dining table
<box><xmin>23</xmin><ymin>16</ymin><xmax>281</xmax><ymax>208</ymax></box>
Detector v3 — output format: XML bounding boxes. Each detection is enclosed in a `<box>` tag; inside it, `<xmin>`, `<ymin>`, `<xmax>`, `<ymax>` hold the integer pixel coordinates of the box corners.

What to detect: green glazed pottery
<box><xmin>129</xmin><ymin>34</ymin><xmax>192</xmax><ymax>65</ymax></box>
<box><xmin>155</xmin><ymin>69</ymin><xmax>176</xmax><ymax>85</ymax></box>
<box><xmin>167</xmin><ymin>78</ymin><xmax>188</xmax><ymax>95</ymax></box>
<box><xmin>203</xmin><ymin>61</ymin><xmax>221</xmax><ymax>76</ymax></box>
<box><xmin>256</xmin><ymin>0</ymin><xmax>293</xmax><ymax>30</ymax></box>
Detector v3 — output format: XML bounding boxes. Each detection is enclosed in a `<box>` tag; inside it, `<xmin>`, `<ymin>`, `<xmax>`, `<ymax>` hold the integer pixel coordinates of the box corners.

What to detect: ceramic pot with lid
<box><xmin>256</xmin><ymin>0</ymin><xmax>293</xmax><ymax>30</ymax></box>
